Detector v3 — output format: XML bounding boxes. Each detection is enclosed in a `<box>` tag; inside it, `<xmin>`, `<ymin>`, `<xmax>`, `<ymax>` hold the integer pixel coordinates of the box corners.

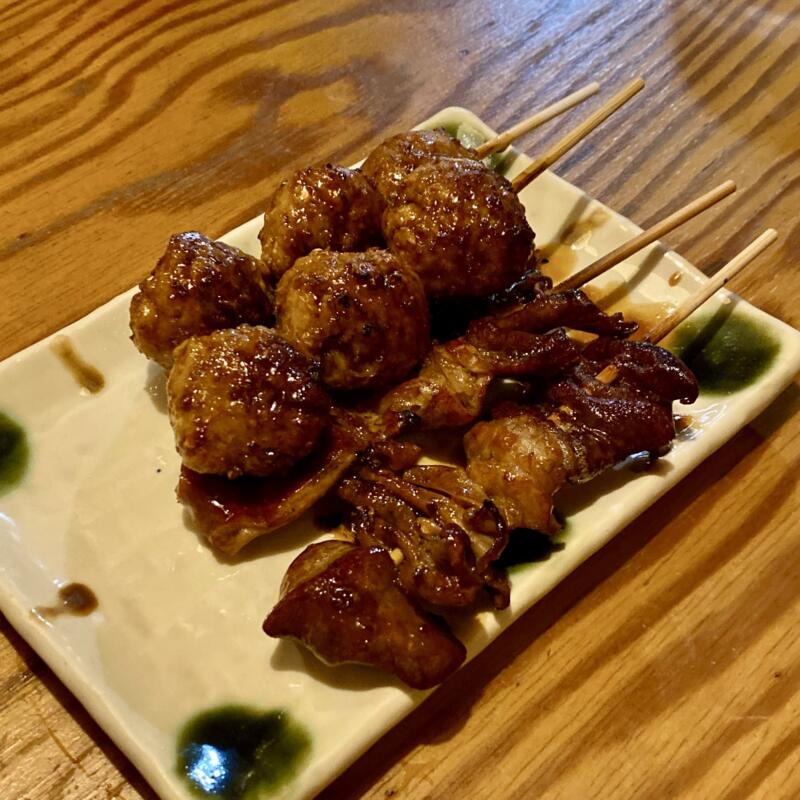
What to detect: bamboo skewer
<box><xmin>556</xmin><ymin>180</ymin><xmax>738</xmax><ymax>292</ymax></box>
<box><xmin>511</xmin><ymin>77</ymin><xmax>646</xmax><ymax>193</ymax></box>
<box><xmin>641</xmin><ymin>228</ymin><xmax>778</xmax><ymax>344</ymax></box>
<box><xmin>474</xmin><ymin>82</ymin><xmax>601</xmax><ymax>158</ymax></box>
<box><xmin>593</xmin><ymin>229</ymin><xmax>778</xmax><ymax>385</ymax></box>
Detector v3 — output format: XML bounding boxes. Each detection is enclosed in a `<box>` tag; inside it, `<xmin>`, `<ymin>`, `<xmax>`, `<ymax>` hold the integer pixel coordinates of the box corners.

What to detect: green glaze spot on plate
<box><xmin>668</xmin><ymin>309</ymin><xmax>780</xmax><ymax>395</ymax></box>
<box><xmin>0</xmin><ymin>411</ymin><xmax>29</xmax><ymax>496</ymax></box>
<box><xmin>177</xmin><ymin>706</ymin><xmax>310</xmax><ymax>799</ymax></box>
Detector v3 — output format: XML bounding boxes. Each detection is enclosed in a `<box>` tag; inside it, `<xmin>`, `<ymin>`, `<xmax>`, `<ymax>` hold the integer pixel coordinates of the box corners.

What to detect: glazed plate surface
<box><xmin>1</xmin><ymin>108</ymin><xmax>799</xmax><ymax>800</ymax></box>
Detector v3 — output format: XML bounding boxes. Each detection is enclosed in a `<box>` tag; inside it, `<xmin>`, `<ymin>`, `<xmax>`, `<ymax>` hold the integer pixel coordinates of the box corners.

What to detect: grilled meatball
<box><xmin>275</xmin><ymin>249</ymin><xmax>430</xmax><ymax>391</ymax></box>
<box><xmin>167</xmin><ymin>325</ymin><xmax>330</xmax><ymax>479</ymax></box>
<box><xmin>130</xmin><ymin>232</ymin><xmax>271</xmax><ymax>368</ymax></box>
<box><xmin>383</xmin><ymin>157</ymin><xmax>534</xmax><ymax>299</ymax></box>
<box><xmin>361</xmin><ymin>129</ymin><xmax>473</xmax><ymax>205</ymax></box>
<box><xmin>259</xmin><ymin>164</ymin><xmax>382</xmax><ymax>279</ymax></box>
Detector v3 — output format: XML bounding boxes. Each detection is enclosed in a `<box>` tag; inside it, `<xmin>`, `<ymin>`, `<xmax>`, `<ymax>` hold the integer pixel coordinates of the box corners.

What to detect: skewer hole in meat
<box><xmin>167</xmin><ymin>325</ymin><xmax>331</xmax><ymax>479</ymax></box>
<box><xmin>275</xmin><ymin>249</ymin><xmax>431</xmax><ymax>391</ymax></box>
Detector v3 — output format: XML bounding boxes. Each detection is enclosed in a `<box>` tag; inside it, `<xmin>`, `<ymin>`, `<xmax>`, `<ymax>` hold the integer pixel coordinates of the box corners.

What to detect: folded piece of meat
<box><xmin>464</xmin><ymin>338</ymin><xmax>699</xmax><ymax>532</ymax></box>
<box><xmin>177</xmin><ymin>410</ymin><xmax>373</xmax><ymax>554</ymax></box>
<box><xmin>263</xmin><ymin>541</ymin><xmax>466</xmax><ymax>690</ymax></box>
<box><xmin>380</xmin><ymin>288</ymin><xmax>636</xmax><ymax>432</ymax></box>
<box><xmin>339</xmin><ymin>464</ymin><xmax>509</xmax><ymax>610</ymax></box>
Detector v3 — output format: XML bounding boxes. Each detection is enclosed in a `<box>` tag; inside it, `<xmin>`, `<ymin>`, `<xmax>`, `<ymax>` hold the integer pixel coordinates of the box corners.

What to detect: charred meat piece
<box><xmin>402</xmin><ymin>464</ymin><xmax>509</xmax><ymax>568</ymax></box>
<box><xmin>167</xmin><ymin>325</ymin><xmax>330</xmax><ymax>479</ymax></box>
<box><xmin>259</xmin><ymin>164</ymin><xmax>383</xmax><ymax>279</ymax></box>
<box><xmin>263</xmin><ymin>542</ymin><xmax>466</xmax><ymax>690</ymax></box>
<box><xmin>383</xmin><ymin>158</ymin><xmax>534</xmax><ymax>299</ymax></box>
<box><xmin>339</xmin><ymin>466</ymin><xmax>509</xmax><ymax>610</ymax></box>
<box><xmin>177</xmin><ymin>411</ymin><xmax>371</xmax><ymax>555</ymax></box>
<box><xmin>464</xmin><ymin>339</ymin><xmax>699</xmax><ymax>531</ymax></box>
<box><xmin>130</xmin><ymin>232</ymin><xmax>272</xmax><ymax>368</ymax></box>
<box><xmin>360</xmin><ymin>129</ymin><xmax>473</xmax><ymax>206</ymax></box>
<box><xmin>276</xmin><ymin>249</ymin><xmax>430</xmax><ymax>391</ymax></box>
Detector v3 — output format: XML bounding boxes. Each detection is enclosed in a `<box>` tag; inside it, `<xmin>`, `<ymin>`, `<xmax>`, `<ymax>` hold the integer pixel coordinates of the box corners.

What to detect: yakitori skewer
<box><xmin>474</xmin><ymin>81</ymin><xmax>601</xmax><ymax>158</ymax></box>
<box><xmin>266</xmin><ymin>233</ymin><xmax>777</xmax><ymax>689</ymax></box>
<box><xmin>555</xmin><ymin>180</ymin><xmax>738</xmax><ymax>292</ymax></box>
<box><xmin>468</xmin><ymin>230</ymin><xmax>778</xmax><ymax>538</ymax></box>
<box><xmin>378</xmin><ymin>182</ymin><xmax>741</xmax><ymax>434</ymax></box>
<box><xmin>511</xmin><ymin>76</ymin><xmax>646</xmax><ymax>193</ymax></box>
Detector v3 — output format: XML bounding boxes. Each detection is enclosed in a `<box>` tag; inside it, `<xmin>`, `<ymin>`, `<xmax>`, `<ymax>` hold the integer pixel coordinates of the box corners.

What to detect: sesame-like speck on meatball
<box><xmin>383</xmin><ymin>157</ymin><xmax>534</xmax><ymax>300</ymax></box>
<box><xmin>130</xmin><ymin>231</ymin><xmax>272</xmax><ymax>368</ymax></box>
<box><xmin>360</xmin><ymin>129</ymin><xmax>473</xmax><ymax>205</ymax></box>
<box><xmin>167</xmin><ymin>325</ymin><xmax>330</xmax><ymax>479</ymax></box>
<box><xmin>259</xmin><ymin>164</ymin><xmax>383</xmax><ymax>279</ymax></box>
<box><xmin>275</xmin><ymin>249</ymin><xmax>430</xmax><ymax>391</ymax></box>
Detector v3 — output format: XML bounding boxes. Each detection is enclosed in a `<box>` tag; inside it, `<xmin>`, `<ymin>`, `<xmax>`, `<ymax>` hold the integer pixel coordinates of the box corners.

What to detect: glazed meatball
<box><xmin>259</xmin><ymin>164</ymin><xmax>382</xmax><ymax>278</ymax></box>
<box><xmin>360</xmin><ymin>129</ymin><xmax>473</xmax><ymax>205</ymax></box>
<box><xmin>167</xmin><ymin>325</ymin><xmax>330</xmax><ymax>479</ymax></box>
<box><xmin>383</xmin><ymin>157</ymin><xmax>534</xmax><ymax>300</ymax></box>
<box><xmin>275</xmin><ymin>249</ymin><xmax>430</xmax><ymax>391</ymax></box>
<box><xmin>130</xmin><ymin>232</ymin><xmax>272</xmax><ymax>368</ymax></box>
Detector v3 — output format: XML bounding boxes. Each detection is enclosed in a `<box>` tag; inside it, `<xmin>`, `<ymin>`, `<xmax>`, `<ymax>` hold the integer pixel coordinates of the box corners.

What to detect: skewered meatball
<box><xmin>275</xmin><ymin>249</ymin><xmax>430</xmax><ymax>391</ymax></box>
<box><xmin>360</xmin><ymin>129</ymin><xmax>473</xmax><ymax>205</ymax></box>
<box><xmin>259</xmin><ymin>164</ymin><xmax>383</xmax><ymax>279</ymax></box>
<box><xmin>167</xmin><ymin>325</ymin><xmax>330</xmax><ymax>479</ymax></box>
<box><xmin>130</xmin><ymin>231</ymin><xmax>271</xmax><ymax>368</ymax></box>
<box><xmin>383</xmin><ymin>157</ymin><xmax>534</xmax><ymax>299</ymax></box>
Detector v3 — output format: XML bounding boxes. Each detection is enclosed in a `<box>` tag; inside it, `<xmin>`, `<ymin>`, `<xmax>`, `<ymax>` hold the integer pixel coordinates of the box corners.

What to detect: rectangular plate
<box><xmin>1</xmin><ymin>107</ymin><xmax>799</xmax><ymax>800</ymax></box>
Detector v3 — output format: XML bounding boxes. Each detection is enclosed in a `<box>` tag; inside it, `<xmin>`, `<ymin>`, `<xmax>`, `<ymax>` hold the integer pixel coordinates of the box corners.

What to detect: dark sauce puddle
<box><xmin>667</xmin><ymin>310</ymin><xmax>780</xmax><ymax>395</ymax></box>
<box><xmin>34</xmin><ymin>583</ymin><xmax>98</xmax><ymax>620</ymax></box>
<box><xmin>177</xmin><ymin>706</ymin><xmax>310</xmax><ymax>799</ymax></box>
<box><xmin>0</xmin><ymin>411</ymin><xmax>29</xmax><ymax>495</ymax></box>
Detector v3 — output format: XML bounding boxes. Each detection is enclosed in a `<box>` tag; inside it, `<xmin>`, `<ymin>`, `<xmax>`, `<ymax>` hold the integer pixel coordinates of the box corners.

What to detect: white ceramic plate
<box><xmin>1</xmin><ymin>108</ymin><xmax>799</xmax><ymax>800</ymax></box>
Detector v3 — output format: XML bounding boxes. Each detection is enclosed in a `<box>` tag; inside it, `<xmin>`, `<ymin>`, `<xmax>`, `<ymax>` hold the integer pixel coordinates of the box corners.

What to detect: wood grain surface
<box><xmin>2</xmin><ymin>0</ymin><xmax>799</xmax><ymax>798</ymax></box>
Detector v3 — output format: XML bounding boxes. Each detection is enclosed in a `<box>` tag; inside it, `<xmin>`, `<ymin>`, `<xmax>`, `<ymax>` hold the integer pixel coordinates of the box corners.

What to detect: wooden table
<box><xmin>2</xmin><ymin>0</ymin><xmax>799</xmax><ymax>797</ymax></box>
